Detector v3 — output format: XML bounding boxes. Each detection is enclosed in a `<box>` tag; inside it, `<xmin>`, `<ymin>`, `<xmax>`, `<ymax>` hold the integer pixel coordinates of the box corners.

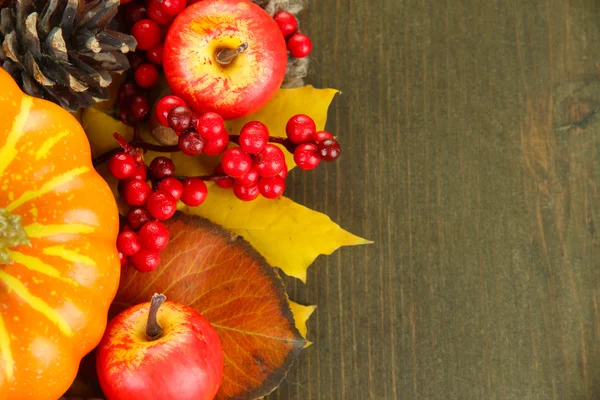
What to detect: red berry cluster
<box><xmin>117</xmin><ymin>0</ymin><xmax>190</xmax><ymax>124</ymax></box>
<box><xmin>117</xmin><ymin>82</ymin><xmax>151</xmax><ymax>124</ymax></box>
<box><xmin>287</xmin><ymin>114</ymin><xmax>341</xmax><ymax>170</ymax></box>
<box><xmin>216</xmin><ymin>121</ymin><xmax>289</xmax><ymax>201</ymax></box>
<box><xmin>125</xmin><ymin>0</ymin><xmax>175</xmax><ymax>88</ymax></box>
<box><xmin>155</xmin><ymin>95</ymin><xmax>230</xmax><ymax>156</ymax></box>
<box><xmin>273</xmin><ymin>11</ymin><xmax>312</xmax><ymax>59</ymax></box>
<box><xmin>108</xmin><ymin>148</ymin><xmax>208</xmax><ymax>272</ymax></box>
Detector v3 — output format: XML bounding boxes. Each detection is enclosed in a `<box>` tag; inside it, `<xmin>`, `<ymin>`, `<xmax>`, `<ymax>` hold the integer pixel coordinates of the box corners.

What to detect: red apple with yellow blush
<box><xmin>163</xmin><ymin>0</ymin><xmax>288</xmax><ymax>120</ymax></box>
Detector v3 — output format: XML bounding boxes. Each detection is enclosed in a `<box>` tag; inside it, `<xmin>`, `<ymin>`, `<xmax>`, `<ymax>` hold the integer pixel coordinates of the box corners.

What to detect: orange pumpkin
<box><xmin>0</xmin><ymin>68</ymin><xmax>120</xmax><ymax>399</ymax></box>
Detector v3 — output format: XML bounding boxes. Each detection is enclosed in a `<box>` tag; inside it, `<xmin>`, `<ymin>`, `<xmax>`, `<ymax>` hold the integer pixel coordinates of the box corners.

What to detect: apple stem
<box><xmin>146</xmin><ymin>293</ymin><xmax>167</xmax><ymax>341</ymax></box>
<box><xmin>216</xmin><ymin>42</ymin><xmax>249</xmax><ymax>66</ymax></box>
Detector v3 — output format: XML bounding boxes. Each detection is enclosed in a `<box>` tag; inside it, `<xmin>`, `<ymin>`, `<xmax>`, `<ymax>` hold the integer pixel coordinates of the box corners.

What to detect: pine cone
<box><xmin>0</xmin><ymin>0</ymin><xmax>137</xmax><ymax>111</ymax></box>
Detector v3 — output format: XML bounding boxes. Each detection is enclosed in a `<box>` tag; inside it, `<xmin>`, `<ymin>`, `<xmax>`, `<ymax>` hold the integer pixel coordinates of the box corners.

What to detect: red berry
<box><xmin>149</xmin><ymin>157</ymin><xmax>175</xmax><ymax>179</ymax></box>
<box><xmin>287</xmin><ymin>33</ymin><xmax>312</xmax><ymax>58</ymax></box>
<box><xmin>127</xmin><ymin>51</ymin><xmax>146</xmax><ymax>70</ymax></box>
<box><xmin>130</xmin><ymin>95</ymin><xmax>150</xmax><ymax>121</ymax></box>
<box><xmin>221</xmin><ymin>148</ymin><xmax>252</xmax><ymax>178</ymax></box>
<box><xmin>215</xmin><ymin>177</ymin><xmax>234</xmax><ymax>189</ymax></box>
<box><xmin>203</xmin><ymin>132</ymin><xmax>229</xmax><ymax>156</ymax></box>
<box><xmin>233</xmin><ymin>184</ymin><xmax>260</xmax><ymax>202</ymax></box>
<box><xmin>178</xmin><ymin>130</ymin><xmax>205</xmax><ymax>156</ymax></box>
<box><xmin>160</xmin><ymin>0</ymin><xmax>186</xmax><ymax>15</ymax></box>
<box><xmin>127</xmin><ymin>207</ymin><xmax>152</xmax><ymax>230</ymax></box>
<box><xmin>293</xmin><ymin>143</ymin><xmax>321</xmax><ymax>170</ymax></box>
<box><xmin>155</xmin><ymin>95</ymin><xmax>187</xmax><ymax>127</ymax></box>
<box><xmin>235</xmin><ymin>168</ymin><xmax>259</xmax><ymax>187</ymax></box>
<box><xmin>195</xmin><ymin>112</ymin><xmax>226</xmax><ymax>140</ymax></box>
<box><xmin>130</xmin><ymin>249</ymin><xmax>161</xmax><ymax>272</ymax></box>
<box><xmin>122</xmin><ymin>179</ymin><xmax>152</xmax><ymax>206</ymax></box>
<box><xmin>119</xmin><ymin>108</ymin><xmax>132</xmax><ymax>125</ymax></box>
<box><xmin>314</xmin><ymin>131</ymin><xmax>334</xmax><ymax>142</ymax></box>
<box><xmin>254</xmin><ymin>144</ymin><xmax>286</xmax><ymax>177</ymax></box>
<box><xmin>273</xmin><ymin>11</ymin><xmax>298</xmax><ymax>38</ymax></box>
<box><xmin>158</xmin><ymin>177</ymin><xmax>183</xmax><ymax>200</ymax></box>
<box><xmin>129</xmin><ymin>165</ymin><xmax>148</xmax><ymax>181</ymax></box>
<box><xmin>118</xmin><ymin>251</ymin><xmax>128</xmax><ymax>267</ymax></box>
<box><xmin>214</xmin><ymin>165</ymin><xmax>233</xmax><ymax>189</ymax></box>
<box><xmin>286</xmin><ymin>114</ymin><xmax>316</xmax><ymax>144</ymax></box>
<box><xmin>168</xmin><ymin>106</ymin><xmax>193</xmax><ymax>132</ymax></box>
<box><xmin>258</xmin><ymin>176</ymin><xmax>286</xmax><ymax>199</ymax></box>
<box><xmin>125</xmin><ymin>3</ymin><xmax>147</xmax><ymax>25</ymax></box>
<box><xmin>278</xmin><ymin>163</ymin><xmax>289</xmax><ymax>179</ymax></box>
<box><xmin>317</xmin><ymin>138</ymin><xmax>342</xmax><ymax>162</ymax></box>
<box><xmin>239</xmin><ymin>121</ymin><xmax>269</xmax><ymax>154</ymax></box>
<box><xmin>108</xmin><ymin>153</ymin><xmax>136</xmax><ymax>179</ymax></box>
<box><xmin>131</xmin><ymin>19</ymin><xmax>161</xmax><ymax>50</ymax></box>
<box><xmin>139</xmin><ymin>221</ymin><xmax>170</xmax><ymax>251</ymax></box>
<box><xmin>118</xmin><ymin>82</ymin><xmax>141</xmax><ymax>104</ymax></box>
<box><xmin>135</xmin><ymin>63</ymin><xmax>159</xmax><ymax>88</ymax></box>
<box><xmin>147</xmin><ymin>0</ymin><xmax>174</xmax><ymax>25</ymax></box>
<box><xmin>146</xmin><ymin>42</ymin><xmax>164</xmax><ymax>65</ymax></box>
<box><xmin>181</xmin><ymin>178</ymin><xmax>208</xmax><ymax>206</ymax></box>
<box><xmin>117</xmin><ymin>231</ymin><xmax>141</xmax><ymax>256</ymax></box>
<box><xmin>146</xmin><ymin>191</ymin><xmax>177</xmax><ymax>220</ymax></box>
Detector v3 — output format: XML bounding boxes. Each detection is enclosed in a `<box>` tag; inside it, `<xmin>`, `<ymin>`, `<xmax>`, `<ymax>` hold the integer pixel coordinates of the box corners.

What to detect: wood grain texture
<box><xmin>269</xmin><ymin>0</ymin><xmax>600</xmax><ymax>399</ymax></box>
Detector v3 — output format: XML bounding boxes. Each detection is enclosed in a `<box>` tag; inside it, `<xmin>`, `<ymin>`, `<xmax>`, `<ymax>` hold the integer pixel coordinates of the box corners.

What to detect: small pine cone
<box><xmin>0</xmin><ymin>0</ymin><xmax>137</xmax><ymax>111</ymax></box>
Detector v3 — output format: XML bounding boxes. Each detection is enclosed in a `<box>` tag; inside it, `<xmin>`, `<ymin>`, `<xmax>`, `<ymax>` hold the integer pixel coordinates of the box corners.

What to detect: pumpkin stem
<box><xmin>0</xmin><ymin>208</ymin><xmax>30</xmax><ymax>265</ymax></box>
<box><xmin>216</xmin><ymin>42</ymin><xmax>248</xmax><ymax>66</ymax></box>
<box><xmin>146</xmin><ymin>293</ymin><xmax>167</xmax><ymax>341</ymax></box>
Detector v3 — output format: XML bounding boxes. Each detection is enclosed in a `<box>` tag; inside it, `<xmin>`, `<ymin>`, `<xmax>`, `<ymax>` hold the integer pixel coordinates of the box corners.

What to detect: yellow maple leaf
<box><xmin>289</xmin><ymin>301</ymin><xmax>317</xmax><ymax>348</ymax></box>
<box><xmin>82</xmin><ymin>107</ymin><xmax>133</xmax><ymax>157</ymax></box>
<box><xmin>184</xmin><ymin>183</ymin><xmax>369</xmax><ymax>281</ymax></box>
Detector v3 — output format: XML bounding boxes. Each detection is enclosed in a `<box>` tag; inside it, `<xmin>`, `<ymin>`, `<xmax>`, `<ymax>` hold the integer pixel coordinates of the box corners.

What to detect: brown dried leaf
<box><xmin>110</xmin><ymin>213</ymin><xmax>305</xmax><ymax>400</ymax></box>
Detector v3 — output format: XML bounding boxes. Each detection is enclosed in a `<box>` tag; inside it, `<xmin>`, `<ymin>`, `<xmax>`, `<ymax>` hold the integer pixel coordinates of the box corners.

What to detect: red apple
<box><xmin>163</xmin><ymin>0</ymin><xmax>287</xmax><ymax>119</ymax></box>
<box><xmin>97</xmin><ymin>294</ymin><xmax>223</xmax><ymax>400</ymax></box>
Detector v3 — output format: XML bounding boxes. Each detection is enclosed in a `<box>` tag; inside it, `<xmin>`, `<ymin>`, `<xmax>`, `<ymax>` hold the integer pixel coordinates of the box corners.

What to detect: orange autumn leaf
<box><xmin>110</xmin><ymin>213</ymin><xmax>305</xmax><ymax>400</ymax></box>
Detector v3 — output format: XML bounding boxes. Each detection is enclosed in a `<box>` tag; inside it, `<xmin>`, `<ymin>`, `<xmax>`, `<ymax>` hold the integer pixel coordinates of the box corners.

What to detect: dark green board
<box><xmin>272</xmin><ymin>0</ymin><xmax>600</xmax><ymax>399</ymax></box>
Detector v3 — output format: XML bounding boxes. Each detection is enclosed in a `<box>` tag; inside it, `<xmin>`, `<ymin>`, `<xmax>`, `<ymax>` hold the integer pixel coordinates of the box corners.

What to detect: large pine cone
<box><xmin>0</xmin><ymin>0</ymin><xmax>137</xmax><ymax>111</ymax></box>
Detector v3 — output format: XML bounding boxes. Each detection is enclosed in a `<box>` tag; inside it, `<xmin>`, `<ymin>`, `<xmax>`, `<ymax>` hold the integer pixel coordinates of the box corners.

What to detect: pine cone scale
<box><xmin>1</xmin><ymin>0</ymin><xmax>136</xmax><ymax>111</ymax></box>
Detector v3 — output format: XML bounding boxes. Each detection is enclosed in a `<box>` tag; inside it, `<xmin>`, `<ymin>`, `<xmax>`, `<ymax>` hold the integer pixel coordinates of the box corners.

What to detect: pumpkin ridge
<box><xmin>0</xmin><ymin>314</ymin><xmax>13</xmax><ymax>381</ymax></box>
<box><xmin>0</xmin><ymin>96</ymin><xmax>32</xmax><ymax>176</ymax></box>
<box><xmin>9</xmin><ymin>251</ymin><xmax>79</xmax><ymax>286</ymax></box>
<box><xmin>6</xmin><ymin>166</ymin><xmax>90</xmax><ymax>212</ymax></box>
<box><xmin>34</xmin><ymin>130</ymin><xmax>71</xmax><ymax>161</ymax></box>
<box><xmin>0</xmin><ymin>270</ymin><xmax>73</xmax><ymax>336</ymax></box>
<box><xmin>43</xmin><ymin>245</ymin><xmax>96</xmax><ymax>266</ymax></box>
<box><xmin>23</xmin><ymin>223</ymin><xmax>95</xmax><ymax>238</ymax></box>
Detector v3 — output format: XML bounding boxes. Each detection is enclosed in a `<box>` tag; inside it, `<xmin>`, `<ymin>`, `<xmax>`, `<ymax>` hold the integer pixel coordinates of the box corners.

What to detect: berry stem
<box><xmin>133</xmin><ymin>124</ymin><xmax>142</xmax><ymax>142</ymax></box>
<box><xmin>92</xmin><ymin>134</ymin><xmax>179</xmax><ymax>166</ymax></box>
<box><xmin>175</xmin><ymin>173</ymin><xmax>231</xmax><ymax>182</ymax></box>
<box><xmin>93</xmin><ymin>132</ymin><xmax>301</xmax><ymax>167</ymax></box>
<box><xmin>229</xmin><ymin>135</ymin><xmax>297</xmax><ymax>153</ymax></box>
<box><xmin>146</xmin><ymin>293</ymin><xmax>167</xmax><ymax>341</ymax></box>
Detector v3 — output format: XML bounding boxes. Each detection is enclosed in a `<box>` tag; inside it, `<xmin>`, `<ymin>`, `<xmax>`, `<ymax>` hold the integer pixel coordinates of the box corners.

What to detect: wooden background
<box><xmin>273</xmin><ymin>0</ymin><xmax>600</xmax><ymax>399</ymax></box>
